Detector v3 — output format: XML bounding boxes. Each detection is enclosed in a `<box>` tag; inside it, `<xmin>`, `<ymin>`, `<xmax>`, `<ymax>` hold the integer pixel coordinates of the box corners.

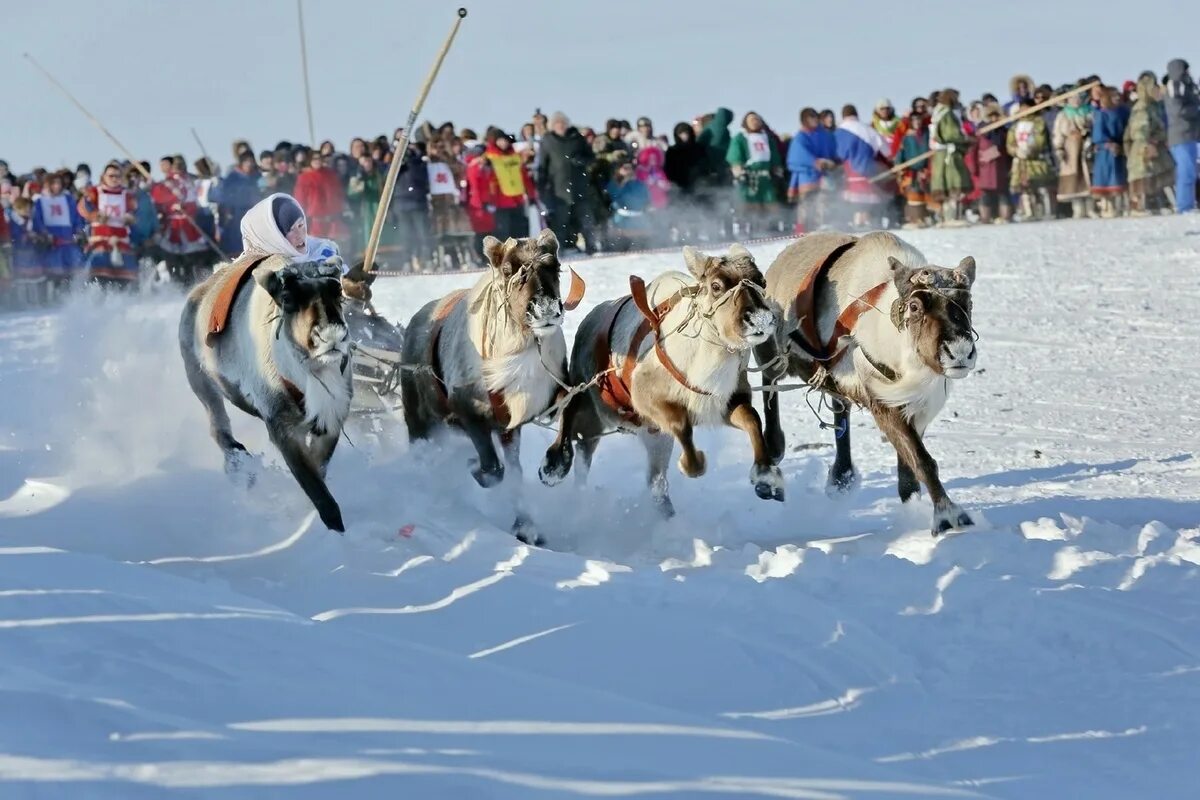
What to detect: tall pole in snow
<box><xmin>297</xmin><ymin>0</ymin><xmax>317</xmax><ymax>146</ymax></box>
<box><xmin>361</xmin><ymin>8</ymin><xmax>468</xmax><ymax>273</ymax></box>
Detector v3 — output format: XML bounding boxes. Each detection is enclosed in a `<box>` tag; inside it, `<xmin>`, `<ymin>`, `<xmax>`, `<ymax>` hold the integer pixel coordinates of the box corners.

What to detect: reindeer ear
<box><xmin>682</xmin><ymin>246</ymin><xmax>709</xmax><ymax>280</ymax></box>
<box><xmin>536</xmin><ymin>228</ymin><xmax>559</xmax><ymax>255</ymax></box>
<box><xmin>954</xmin><ymin>256</ymin><xmax>976</xmax><ymax>287</ymax></box>
<box><xmin>256</xmin><ymin>269</ymin><xmax>293</xmax><ymax>309</ymax></box>
<box><xmin>888</xmin><ymin>256</ymin><xmax>915</xmax><ymax>288</ymax></box>
<box><xmin>727</xmin><ymin>242</ymin><xmax>752</xmax><ymax>260</ymax></box>
<box><xmin>482</xmin><ymin>236</ymin><xmax>504</xmax><ymax>268</ymax></box>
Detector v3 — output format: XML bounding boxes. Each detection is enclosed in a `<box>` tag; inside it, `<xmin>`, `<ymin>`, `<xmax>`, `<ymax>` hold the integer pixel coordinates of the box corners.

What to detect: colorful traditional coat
<box><xmin>896</xmin><ymin>128</ymin><xmax>931</xmax><ymax>202</ymax></box>
<box><xmin>1091</xmin><ymin>108</ymin><xmax>1128</xmax><ymax>193</ymax></box>
<box><xmin>1053</xmin><ymin>104</ymin><xmax>1092</xmax><ymax>200</ymax></box>
<box><xmin>726</xmin><ymin>130</ymin><xmax>781</xmax><ymax>204</ymax></box>
<box><xmin>786</xmin><ymin>126</ymin><xmax>836</xmax><ymax>196</ymax></box>
<box><xmin>1125</xmin><ymin>77</ymin><xmax>1174</xmax><ymax>189</ymax></box>
<box><xmin>929</xmin><ymin>104</ymin><xmax>973</xmax><ymax>196</ymax></box>
<box><xmin>1007</xmin><ymin>117</ymin><xmax>1056</xmax><ymax>190</ymax></box>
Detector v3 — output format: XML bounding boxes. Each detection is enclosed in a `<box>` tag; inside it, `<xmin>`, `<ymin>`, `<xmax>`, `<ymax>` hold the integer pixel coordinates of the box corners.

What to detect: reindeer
<box><xmin>753</xmin><ymin>231</ymin><xmax>978</xmax><ymax>535</ymax></box>
<box><xmin>399</xmin><ymin>229</ymin><xmax>583</xmax><ymax>546</ymax></box>
<box><xmin>179</xmin><ymin>255</ymin><xmax>352</xmax><ymax>532</ymax></box>
<box><xmin>539</xmin><ymin>244</ymin><xmax>782</xmax><ymax>517</ymax></box>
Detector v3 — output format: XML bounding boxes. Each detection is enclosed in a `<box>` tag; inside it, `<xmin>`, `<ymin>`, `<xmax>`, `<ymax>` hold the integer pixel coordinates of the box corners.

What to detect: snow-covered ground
<box><xmin>0</xmin><ymin>216</ymin><xmax>1198</xmax><ymax>799</ymax></box>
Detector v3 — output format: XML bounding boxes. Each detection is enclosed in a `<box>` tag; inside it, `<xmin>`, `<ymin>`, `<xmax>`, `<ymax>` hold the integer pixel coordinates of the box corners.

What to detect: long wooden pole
<box><xmin>297</xmin><ymin>0</ymin><xmax>317</xmax><ymax>146</ymax></box>
<box><xmin>24</xmin><ymin>53</ymin><xmax>228</xmax><ymax>260</ymax></box>
<box><xmin>361</xmin><ymin>7</ymin><xmax>468</xmax><ymax>273</ymax></box>
<box><xmin>871</xmin><ymin>80</ymin><xmax>1100</xmax><ymax>182</ymax></box>
<box><xmin>191</xmin><ymin>127</ymin><xmax>213</xmax><ymax>168</ymax></box>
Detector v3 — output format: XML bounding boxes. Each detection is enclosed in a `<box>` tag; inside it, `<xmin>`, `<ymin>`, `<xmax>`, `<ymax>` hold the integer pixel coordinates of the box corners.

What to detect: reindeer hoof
<box><xmin>654</xmin><ymin>495</ymin><xmax>676</xmax><ymax>519</ymax></box>
<box><xmin>320</xmin><ymin>504</ymin><xmax>346</xmax><ymax>534</ymax></box>
<box><xmin>538</xmin><ymin>445</ymin><xmax>572</xmax><ymax>487</ymax></box>
<box><xmin>678</xmin><ymin>450</ymin><xmax>707</xmax><ymax>479</ymax></box>
<box><xmin>931</xmin><ymin>502</ymin><xmax>973</xmax><ymax>537</ymax></box>
<box><xmin>471</xmin><ymin>461</ymin><xmax>504</xmax><ymax>488</ymax></box>
<box><xmin>513</xmin><ymin>516</ymin><xmax>545</xmax><ymax>547</ymax></box>
<box><xmin>825</xmin><ymin>465</ymin><xmax>860</xmax><ymax>497</ymax></box>
<box><xmin>752</xmin><ymin>464</ymin><xmax>785</xmax><ymax>502</ymax></box>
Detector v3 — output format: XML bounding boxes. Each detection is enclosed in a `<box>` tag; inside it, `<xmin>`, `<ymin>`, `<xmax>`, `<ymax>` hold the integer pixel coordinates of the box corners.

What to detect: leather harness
<box><xmin>594</xmin><ymin>275</ymin><xmax>710</xmax><ymax>426</ymax></box>
<box><xmin>206</xmin><ymin>254</ymin><xmax>311</xmax><ymax>413</ymax></box>
<box><xmin>787</xmin><ymin>240</ymin><xmax>891</xmax><ymax>370</ymax></box>
<box><xmin>207</xmin><ymin>254</ymin><xmax>270</xmax><ymax>341</ymax></box>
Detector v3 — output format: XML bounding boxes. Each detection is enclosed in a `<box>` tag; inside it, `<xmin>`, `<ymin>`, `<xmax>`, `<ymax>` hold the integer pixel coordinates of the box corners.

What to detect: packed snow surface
<box><xmin>1</xmin><ymin>216</ymin><xmax>1198</xmax><ymax>799</ymax></box>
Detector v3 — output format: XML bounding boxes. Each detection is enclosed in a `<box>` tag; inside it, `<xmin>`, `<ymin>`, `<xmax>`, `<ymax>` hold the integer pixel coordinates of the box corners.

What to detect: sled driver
<box><xmin>238</xmin><ymin>192</ymin><xmax>346</xmax><ymax>271</ymax></box>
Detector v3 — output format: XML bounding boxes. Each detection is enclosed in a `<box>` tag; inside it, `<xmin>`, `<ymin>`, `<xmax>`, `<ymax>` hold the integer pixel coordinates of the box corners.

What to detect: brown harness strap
<box><xmin>563</xmin><ymin>267</ymin><xmax>586</xmax><ymax>311</ymax></box>
<box><xmin>430</xmin><ymin>289</ymin><xmax>512</xmax><ymax>429</ymax></box>
<box><xmin>629</xmin><ymin>276</ymin><xmax>711</xmax><ymax>397</ymax></box>
<box><xmin>786</xmin><ymin>239</ymin><xmax>890</xmax><ymax>366</ymax></box>
<box><xmin>790</xmin><ymin>240</ymin><xmax>857</xmax><ymax>357</ymax></box>
<box><xmin>593</xmin><ymin>276</ymin><xmax>707</xmax><ymax>424</ymax></box>
<box><xmin>207</xmin><ymin>254</ymin><xmax>270</xmax><ymax>340</ymax></box>
<box><xmin>825</xmin><ymin>280</ymin><xmax>892</xmax><ymax>368</ymax></box>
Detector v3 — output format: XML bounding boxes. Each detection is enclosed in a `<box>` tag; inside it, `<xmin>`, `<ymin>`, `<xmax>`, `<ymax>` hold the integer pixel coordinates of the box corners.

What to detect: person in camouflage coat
<box><xmin>929</xmin><ymin>89</ymin><xmax>973</xmax><ymax>225</ymax></box>
<box><xmin>1007</xmin><ymin>97</ymin><xmax>1056</xmax><ymax>218</ymax></box>
<box><xmin>1125</xmin><ymin>71</ymin><xmax>1175</xmax><ymax>214</ymax></box>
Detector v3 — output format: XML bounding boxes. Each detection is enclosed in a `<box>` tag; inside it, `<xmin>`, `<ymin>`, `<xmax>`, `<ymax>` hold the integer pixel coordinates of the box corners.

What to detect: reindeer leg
<box><xmin>726</xmin><ymin>388</ymin><xmax>784</xmax><ymax>502</ymax></box>
<box><xmin>648</xmin><ymin>401</ymin><xmax>706</xmax><ymax>479</ymax></box>
<box><xmin>539</xmin><ymin>392</ymin><xmax>582</xmax><ymax>486</ymax></box>
<box><xmin>897</xmin><ymin>458</ymin><xmax>920</xmax><ymax>503</ymax></box>
<box><xmin>754</xmin><ymin>339</ymin><xmax>787</xmax><ymax>464</ymax></box>
<box><xmin>869</xmin><ymin>403</ymin><xmax>971</xmax><ymax>536</ymax></box>
<box><xmin>457</xmin><ymin>406</ymin><xmax>504</xmax><ymax>488</ymax></box>
<box><xmin>309</xmin><ymin>431</ymin><xmax>340</xmax><ymax>480</ymax></box>
<box><xmin>500</xmin><ymin>429</ymin><xmax>543</xmax><ymax>547</ymax></box>
<box><xmin>576</xmin><ymin>436</ymin><xmax>599</xmax><ymax>487</ymax></box>
<box><xmin>182</xmin><ymin>351</ymin><xmax>255</xmax><ymax>483</ymax></box>
<box><xmin>827</xmin><ymin>398</ymin><xmax>860</xmax><ymax>495</ymax></box>
<box><xmin>639</xmin><ymin>429</ymin><xmax>676</xmax><ymax>518</ymax></box>
<box><xmin>267</xmin><ymin>423</ymin><xmax>344</xmax><ymax>533</ymax></box>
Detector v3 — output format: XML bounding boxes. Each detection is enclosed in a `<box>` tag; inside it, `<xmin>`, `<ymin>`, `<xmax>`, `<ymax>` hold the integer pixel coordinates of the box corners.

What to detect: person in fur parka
<box><xmin>1124</xmin><ymin>71</ymin><xmax>1174</xmax><ymax>214</ymax></box>
<box><xmin>929</xmin><ymin>89</ymin><xmax>973</xmax><ymax>225</ymax></box>
<box><xmin>1053</xmin><ymin>91</ymin><xmax>1093</xmax><ymax>218</ymax></box>
<box><xmin>1007</xmin><ymin>97</ymin><xmax>1056</xmax><ymax>218</ymax></box>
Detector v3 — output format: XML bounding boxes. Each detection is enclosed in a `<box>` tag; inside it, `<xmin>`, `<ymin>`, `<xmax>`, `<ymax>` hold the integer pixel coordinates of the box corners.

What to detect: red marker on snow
<box><xmin>398</xmin><ymin>524</ymin><xmax>415</xmax><ymax>539</ymax></box>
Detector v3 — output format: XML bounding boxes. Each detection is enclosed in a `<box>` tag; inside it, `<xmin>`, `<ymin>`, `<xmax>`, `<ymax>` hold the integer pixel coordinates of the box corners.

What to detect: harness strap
<box><xmin>593</xmin><ymin>276</ymin><xmax>708</xmax><ymax>424</ymax></box>
<box><xmin>206</xmin><ymin>254</ymin><xmax>270</xmax><ymax>341</ymax></box>
<box><xmin>629</xmin><ymin>275</ymin><xmax>711</xmax><ymax>397</ymax></box>
<box><xmin>563</xmin><ymin>267</ymin><xmax>586</xmax><ymax>311</ymax></box>
<box><xmin>825</xmin><ymin>280</ymin><xmax>892</xmax><ymax>369</ymax></box>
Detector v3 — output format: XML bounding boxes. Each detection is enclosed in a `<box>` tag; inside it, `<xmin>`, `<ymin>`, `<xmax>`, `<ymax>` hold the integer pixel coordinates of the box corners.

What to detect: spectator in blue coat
<box><xmin>787</xmin><ymin>107</ymin><xmax>838</xmax><ymax>231</ymax></box>
<box><xmin>606</xmin><ymin>157</ymin><xmax>651</xmax><ymax>251</ymax></box>
<box><xmin>211</xmin><ymin>152</ymin><xmax>262</xmax><ymax>253</ymax></box>
<box><xmin>126</xmin><ymin>165</ymin><xmax>158</xmax><ymax>253</ymax></box>
<box><xmin>1164</xmin><ymin>58</ymin><xmax>1200</xmax><ymax>212</ymax></box>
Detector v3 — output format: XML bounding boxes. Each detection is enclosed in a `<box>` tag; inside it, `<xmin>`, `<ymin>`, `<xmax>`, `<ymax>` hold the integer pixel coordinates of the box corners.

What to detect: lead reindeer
<box><xmin>539</xmin><ymin>244</ymin><xmax>782</xmax><ymax>516</ymax></box>
<box><xmin>754</xmin><ymin>231</ymin><xmax>978</xmax><ymax>535</ymax></box>
<box><xmin>400</xmin><ymin>229</ymin><xmax>583</xmax><ymax>546</ymax></box>
<box><xmin>180</xmin><ymin>255</ymin><xmax>353</xmax><ymax>532</ymax></box>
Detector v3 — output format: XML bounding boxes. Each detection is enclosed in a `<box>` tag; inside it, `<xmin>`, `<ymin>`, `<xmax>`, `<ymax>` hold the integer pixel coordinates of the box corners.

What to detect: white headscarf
<box><xmin>239</xmin><ymin>192</ymin><xmax>344</xmax><ymax>269</ymax></box>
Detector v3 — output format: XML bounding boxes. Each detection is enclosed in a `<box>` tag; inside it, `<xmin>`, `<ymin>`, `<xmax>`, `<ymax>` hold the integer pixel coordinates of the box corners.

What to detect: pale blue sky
<box><xmin>6</xmin><ymin>0</ymin><xmax>1197</xmax><ymax>173</ymax></box>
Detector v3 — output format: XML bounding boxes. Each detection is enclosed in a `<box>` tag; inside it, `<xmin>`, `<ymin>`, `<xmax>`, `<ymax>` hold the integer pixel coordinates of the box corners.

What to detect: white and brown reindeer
<box><xmin>753</xmin><ymin>231</ymin><xmax>978</xmax><ymax>535</ymax></box>
<box><xmin>539</xmin><ymin>244</ymin><xmax>783</xmax><ymax>516</ymax></box>
<box><xmin>179</xmin><ymin>255</ymin><xmax>353</xmax><ymax>532</ymax></box>
<box><xmin>399</xmin><ymin>229</ymin><xmax>584</xmax><ymax>546</ymax></box>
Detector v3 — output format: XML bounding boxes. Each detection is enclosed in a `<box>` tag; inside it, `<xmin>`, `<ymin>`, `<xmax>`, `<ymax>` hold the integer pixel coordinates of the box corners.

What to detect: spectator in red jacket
<box><xmin>463</xmin><ymin>142</ymin><xmax>496</xmax><ymax>258</ymax></box>
<box><xmin>484</xmin><ymin>132</ymin><xmax>538</xmax><ymax>240</ymax></box>
<box><xmin>292</xmin><ymin>151</ymin><xmax>349</xmax><ymax>246</ymax></box>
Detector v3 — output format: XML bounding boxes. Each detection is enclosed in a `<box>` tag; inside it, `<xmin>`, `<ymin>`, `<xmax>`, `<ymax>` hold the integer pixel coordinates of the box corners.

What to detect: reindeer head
<box><xmin>258</xmin><ymin>261</ymin><xmax>350</xmax><ymax>369</ymax></box>
<box><xmin>682</xmin><ymin>243</ymin><xmax>777</xmax><ymax>349</ymax></box>
<box><xmin>483</xmin><ymin>229</ymin><xmax>582</xmax><ymax>339</ymax></box>
<box><xmin>888</xmin><ymin>256</ymin><xmax>977</xmax><ymax>378</ymax></box>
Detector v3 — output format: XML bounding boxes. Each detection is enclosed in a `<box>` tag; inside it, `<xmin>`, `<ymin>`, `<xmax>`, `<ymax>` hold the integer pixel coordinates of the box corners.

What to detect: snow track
<box><xmin>0</xmin><ymin>216</ymin><xmax>1198</xmax><ymax>798</ymax></box>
